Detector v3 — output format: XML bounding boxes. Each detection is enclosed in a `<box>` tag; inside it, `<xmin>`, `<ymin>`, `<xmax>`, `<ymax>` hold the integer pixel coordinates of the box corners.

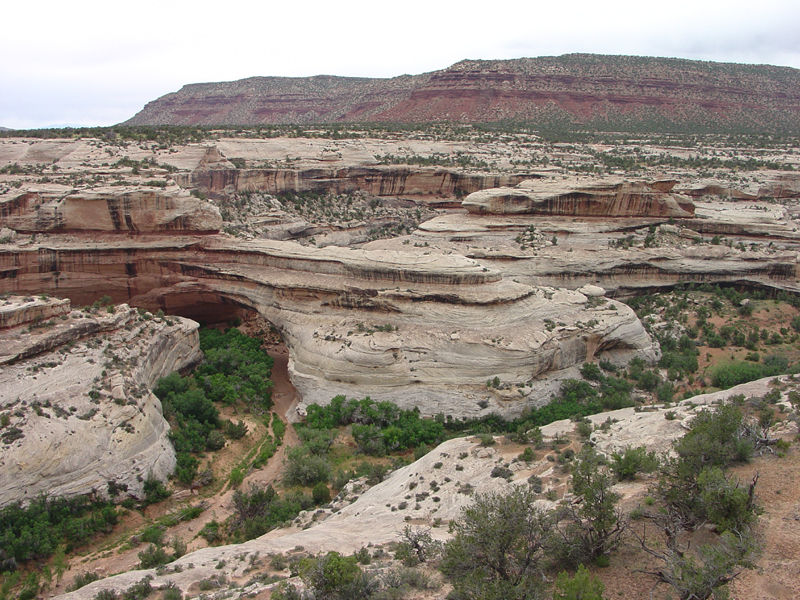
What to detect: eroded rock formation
<box><xmin>2</xmin><ymin>138</ymin><xmax>799</xmax><ymax>422</ymax></box>
<box><xmin>406</xmin><ymin>211</ymin><xmax>800</xmax><ymax>297</ymax></box>
<box><xmin>0</xmin><ymin>294</ymin><xmax>70</xmax><ymax>330</ymax></box>
<box><xmin>462</xmin><ymin>178</ymin><xmax>695</xmax><ymax>218</ymax></box>
<box><xmin>0</xmin><ymin>297</ymin><xmax>200</xmax><ymax>506</ymax></box>
<box><xmin>181</xmin><ymin>165</ymin><xmax>528</xmax><ymax>200</ymax></box>
<box><xmin>0</xmin><ymin>238</ymin><xmax>658</xmax><ymax>418</ymax></box>
<box><xmin>0</xmin><ymin>185</ymin><xmax>221</xmax><ymax>233</ymax></box>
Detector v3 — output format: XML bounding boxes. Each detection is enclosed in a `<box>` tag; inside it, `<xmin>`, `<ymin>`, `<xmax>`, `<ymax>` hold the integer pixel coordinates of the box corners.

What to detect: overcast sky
<box><xmin>2</xmin><ymin>0</ymin><xmax>799</xmax><ymax>129</ymax></box>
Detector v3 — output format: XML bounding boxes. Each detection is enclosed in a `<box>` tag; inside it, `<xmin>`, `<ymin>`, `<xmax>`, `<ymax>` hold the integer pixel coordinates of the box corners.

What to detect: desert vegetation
<box><xmin>153</xmin><ymin>327</ymin><xmax>274</xmax><ymax>486</ymax></box>
<box><xmin>262</xmin><ymin>394</ymin><xmax>788</xmax><ymax>600</ymax></box>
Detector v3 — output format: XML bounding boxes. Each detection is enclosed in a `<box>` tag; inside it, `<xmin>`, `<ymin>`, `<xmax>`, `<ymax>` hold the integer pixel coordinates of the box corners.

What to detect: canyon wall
<box><xmin>0</xmin><ymin>237</ymin><xmax>658</xmax><ymax>418</ymax></box>
<box><xmin>179</xmin><ymin>165</ymin><xmax>529</xmax><ymax>199</ymax></box>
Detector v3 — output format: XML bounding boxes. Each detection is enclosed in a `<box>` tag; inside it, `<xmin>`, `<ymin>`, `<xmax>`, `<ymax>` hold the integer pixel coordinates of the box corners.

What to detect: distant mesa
<box><xmin>124</xmin><ymin>54</ymin><xmax>800</xmax><ymax>134</ymax></box>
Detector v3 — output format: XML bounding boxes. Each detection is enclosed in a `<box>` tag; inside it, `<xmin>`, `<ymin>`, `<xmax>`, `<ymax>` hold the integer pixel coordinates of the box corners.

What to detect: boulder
<box><xmin>579</xmin><ymin>284</ymin><xmax>606</xmax><ymax>297</ymax></box>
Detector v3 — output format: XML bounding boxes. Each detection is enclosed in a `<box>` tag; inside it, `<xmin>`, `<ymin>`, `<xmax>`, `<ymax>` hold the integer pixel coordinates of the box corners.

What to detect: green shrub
<box><xmin>228</xmin><ymin>467</ymin><xmax>245</xmax><ymax>489</ymax></box>
<box><xmin>283</xmin><ymin>448</ymin><xmax>331</xmax><ymax>486</ymax></box>
<box><xmin>656</xmin><ymin>382</ymin><xmax>675</xmax><ymax>403</ymax></box>
<box><xmin>637</xmin><ymin>370</ymin><xmax>661</xmax><ymax>391</ymax></box>
<box><xmin>223</xmin><ymin>419</ymin><xmax>248</xmax><ymax>439</ymax></box>
<box><xmin>553</xmin><ymin>564</ymin><xmax>605</xmax><ymax>600</ymax></box>
<box><xmin>440</xmin><ymin>486</ymin><xmax>550</xmax><ymax>600</ymax></box>
<box><xmin>580</xmin><ymin>362</ymin><xmax>603</xmax><ymax>381</ymax></box>
<box><xmin>610</xmin><ymin>446</ymin><xmax>659</xmax><ymax>480</ymax></box>
<box><xmin>697</xmin><ymin>467</ymin><xmax>760</xmax><ymax>533</ymax></box>
<box><xmin>138</xmin><ymin>525</ymin><xmax>165</xmax><ymax>546</ymax></box>
<box><xmin>353</xmin><ymin>547</ymin><xmax>371</xmax><ymax>565</ymax></box>
<box><xmin>298</xmin><ymin>551</ymin><xmax>362</xmax><ymax>598</ymax></box>
<box><xmin>162</xmin><ymin>588</ymin><xmax>182</xmax><ymax>600</ymax></box>
<box><xmin>304</xmin><ymin>396</ymin><xmax>443</xmax><ymax>453</ymax></box>
<box><xmin>712</xmin><ymin>356</ymin><xmax>792</xmax><ymax>389</ymax></box>
<box><xmin>271</xmin><ymin>415</ymin><xmax>286</xmax><ymax>440</ymax></box>
<box><xmin>229</xmin><ymin>485</ymin><xmax>307</xmax><ymax>542</ymax></box>
<box><xmin>67</xmin><ymin>572</ymin><xmax>101</xmax><ymax>591</ymax></box>
<box><xmin>414</xmin><ymin>444</ymin><xmax>430</xmax><ymax>461</ymax></box>
<box><xmin>137</xmin><ymin>544</ymin><xmax>171</xmax><ymax>569</ymax></box>
<box><xmin>121</xmin><ymin>577</ymin><xmax>153</xmax><ymax>600</ymax></box>
<box><xmin>199</xmin><ymin>520</ymin><xmax>221</xmax><ymax>544</ymax></box>
<box><xmin>0</xmin><ymin>494</ymin><xmax>119</xmax><ymax>566</ymax></box>
<box><xmin>576</xmin><ymin>420</ymin><xmax>593</xmax><ymax>439</ymax></box>
<box><xmin>312</xmin><ymin>482</ymin><xmax>331</xmax><ymax>505</ymax></box>
<box><xmin>206</xmin><ymin>430</ymin><xmax>226</xmax><ymax>451</ymax></box>
<box><xmin>142</xmin><ymin>473</ymin><xmax>170</xmax><ymax>506</ymax></box>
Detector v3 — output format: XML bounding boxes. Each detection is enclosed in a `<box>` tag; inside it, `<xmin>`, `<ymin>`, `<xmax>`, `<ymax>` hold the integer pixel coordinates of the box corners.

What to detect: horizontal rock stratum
<box><xmin>180</xmin><ymin>165</ymin><xmax>529</xmax><ymax>200</ymax></box>
<box><xmin>462</xmin><ymin>178</ymin><xmax>696</xmax><ymax>218</ymax></box>
<box><xmin>123</xmin><ymin>54</ymin><xmax>800</xmax><ymax>134</ymax></box>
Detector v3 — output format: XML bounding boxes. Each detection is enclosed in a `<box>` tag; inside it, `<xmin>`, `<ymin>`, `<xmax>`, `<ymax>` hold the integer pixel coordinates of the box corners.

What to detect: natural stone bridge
<box><xmin>0</xmin><ymin>235</ymin><xmax>657</xmax><ymax>417</ymax></box>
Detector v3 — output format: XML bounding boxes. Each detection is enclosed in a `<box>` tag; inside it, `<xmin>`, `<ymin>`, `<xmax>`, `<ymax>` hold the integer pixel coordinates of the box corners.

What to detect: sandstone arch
<box><xmin>0</xmin><ymin>235</ymin><xmax>658</xmax><ymax>418</ymax></box>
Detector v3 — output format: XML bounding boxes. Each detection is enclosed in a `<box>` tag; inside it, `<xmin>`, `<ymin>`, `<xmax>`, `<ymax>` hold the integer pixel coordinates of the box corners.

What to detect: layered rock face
<box><xmin>0</xmin><ymin>186</ymin><xmax>221</xmax><ymax>233</ymax></box>
<box><xmin>0</xmin><ymin>238</ymin><xmax>658</xmax><ymax>418</ymax></box>
<box><xmin>181</xmin><ymin>165</ymin><xmax>528</xmax><ymax>199</ymax></box>
<box><xmin>0</xmin><ymin>297</ymin><xmax>201</xmax><ymax>506</ymax></box>
<box><xmin>123</xmin><ymin>55</ymin><xmax>800</xmax><ymax>134</ymax></box>
<box><xmin>462</xmin><ymin>178</ymin><xmax>695</xmax><ymax>218</ymax></box>
<box><xmin>410</xmin><ymin>209</ymin><xmax>800</xmax><ymax>298</ymax></box>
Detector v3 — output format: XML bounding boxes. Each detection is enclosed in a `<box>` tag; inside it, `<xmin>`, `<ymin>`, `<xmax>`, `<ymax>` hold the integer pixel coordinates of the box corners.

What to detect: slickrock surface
<box><xmin>0</xmin><ymin>294</ymin><xmax>70</xmax><ymax>330</ymax></box>
<box><xmin>54</xmin><ymin>435</ymin><xmax>553</xmax><ymax>600</ymax></box>
<box><xmin>542</xmin><ymin>375</ymin><xmax>789</xmax><ymax>456</ymax></box>
<box><xmin>0</xmin><ymin>297</ymin><xmax>201</xmax><ymax>506</ymax></box>
<box><xmin>396</xmin><ymin>209</ymin><xmax>800</xmax><ymax>297</ymax></box>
